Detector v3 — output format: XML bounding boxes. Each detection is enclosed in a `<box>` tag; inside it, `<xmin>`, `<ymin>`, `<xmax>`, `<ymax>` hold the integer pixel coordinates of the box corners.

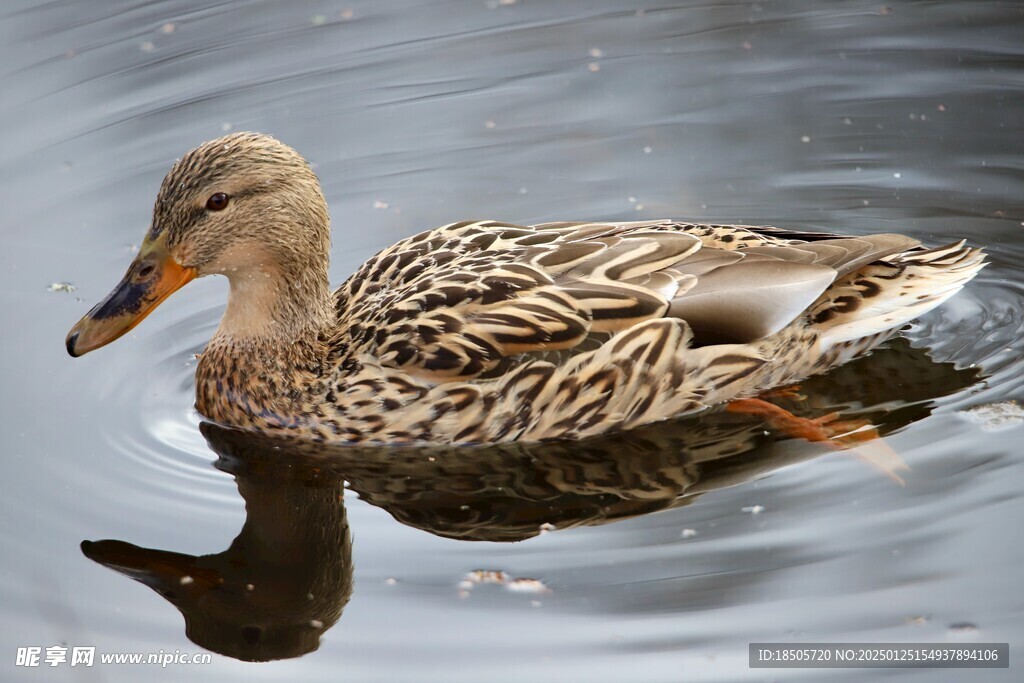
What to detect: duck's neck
<box><xmin>195</xmin><ymin>252</ymin><xmax>334</xmax><ymax>427</ymax></box>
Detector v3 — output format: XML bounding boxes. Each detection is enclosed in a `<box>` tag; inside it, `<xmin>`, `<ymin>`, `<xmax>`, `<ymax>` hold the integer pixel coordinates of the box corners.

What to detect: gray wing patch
<box><xmin>667</xmin><ymin>260</ymin><xmax>837</xmax><ymax>343</ymax></box>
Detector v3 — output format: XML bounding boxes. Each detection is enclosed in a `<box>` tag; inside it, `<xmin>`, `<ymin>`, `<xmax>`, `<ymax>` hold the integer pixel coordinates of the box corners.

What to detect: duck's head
<box><xmin>66</xmin><ymin>132</ymin><xmax>330</xmax><ymax>356</ymax></box>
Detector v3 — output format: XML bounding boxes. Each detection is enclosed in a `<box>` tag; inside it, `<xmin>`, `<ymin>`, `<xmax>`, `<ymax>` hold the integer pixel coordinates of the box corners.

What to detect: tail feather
<box><xmin>811</xmin><ymin>241</ymin><xmax>986</xmax><ymax>349</ymax></box>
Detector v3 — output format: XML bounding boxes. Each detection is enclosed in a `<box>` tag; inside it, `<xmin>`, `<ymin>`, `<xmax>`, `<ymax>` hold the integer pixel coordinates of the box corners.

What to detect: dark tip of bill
<box><xmin>66</xmin><ymin>331</ymin><xmax>80</xmax><ymax>357</ymax></box>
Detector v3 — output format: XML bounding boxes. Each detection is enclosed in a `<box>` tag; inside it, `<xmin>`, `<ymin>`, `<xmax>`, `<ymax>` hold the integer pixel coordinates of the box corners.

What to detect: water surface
<box><xmin>1</xmin><ymin>1</ymin><xmax>1023</xmax><ymax>681</ymax></box>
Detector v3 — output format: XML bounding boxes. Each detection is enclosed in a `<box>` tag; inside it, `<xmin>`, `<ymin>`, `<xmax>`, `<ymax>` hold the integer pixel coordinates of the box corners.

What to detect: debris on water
<box><xmin>530</xmin><ymin>600</ymin><xmax>542</xmax><ymax>608</ymax></box>
<box><xmin>741</xmin><ymin>505</ymin><xmax>765</xmax><ymax>515</ymax></box>
<box><xmin>506</xmin><ymin>578</ymin><xmax>551</xmax><ymax>594</ymax></box>
<box><xmin>960</xmin><ymin>401</ymin><xmax>1024</xmax><ymax>430</ymax></box>
<box><xmin>160</xmin><ymin>22</ymin><xmax>176</xmax><ymax>34</ymax></box>
<box><xmin>937</xmin><ymin>103</ymin><xmax>947</xmax><ymax>111</ymax></box>
<box><xmin>179</xmin><ymin>575</ymin><xmax>193</xmax><ymax>585</ymax></box>
<box><xmin>461</xmin><ymin>569</ymin><xmax>551</xmax><ymax>596</ymax></box>
<box><xmin>340</xmin><ymin>9</ymin><xmax>354</xmax><ymax>20</ymax></box>
<box><xmin>588</xmin><ymin>62</ymin><xmax>600</xmax><ymax>72</ymax></box>
<box><xmin>311</xmin><ymin>15</ymin><xmax>327</xmax><ymax>26</ymax></box>
<box><xmin>309</xmin><ymin>619</ymin><xmax>324</xmax><ymax>629</ymax></box>
<box><xmin>905</xmin><ymin>615</ymin><xmax>930</xmax><ymax>626</ymax></box>
<box><xmin>220</xmin><ymin>122</ymin><xmax>232</xmax><ymax>132</ymax></box>
<box><xmin>842</xmin><ymin>117</ymin><xmax>852</xmax><ymax>125</ymax></box>
<box><xmin>373</xmin><ymin>199</ymin><xmax>390</xmax><ymax>209</ymax></box>
<box><xmin>140</xmin><ymin>40</ymin><xmax>155</xmax><ymax>52</ymax></box>
<box><xmin>800</xmin><ymin>135</ymin><xmax>811</xmax><ymax>143</ymax></box>
<box><xmin>947</xmin><ymin>622</ymin><xmax>979</xmax><ymax>638</ymax></box>
<box><xmin>588</xmin><ymin>48</ymin><xmax>603</xmax><ymax>58</ymax></box>
<box><xmin>465</xmin><ymin>570</ymin><xmax>507</xmax><ymax>585</ymax></box>
<box><xmin>680</xmin><ymin>528</ymin><xmax>697</xmax><ymax>538</ymax></box>
<box><xmin>485</xmin><ymin>119</ymin><xmax>496</xmax><ymax>129</ymax></box>
<box><xmin>48</xmin><ymin>282</ymin><xmax>76</xmax><ymax>293</ymax></box>
<box><xmin>893</xmin><ymin>172</ymin><xmax>902</xmax><ymax>178</ymax></box>
<box><xmin>742</xmin><ymin>41</ymin><xmax>752</xmax><ymax>50</ymax></box>
<box><xmin>643</xmin><ymin>146</ymin><xmax>652</xmax><ymax>154</ymax></box>
<box><xmin>385</xmin><ymin>577</ymin><xmax>398</xmax><ymax>586</ymax></box>
<box><xmin>634</xmin><ymin>203</ymin><xmax>644</xmax><ymax>211</ymax></box>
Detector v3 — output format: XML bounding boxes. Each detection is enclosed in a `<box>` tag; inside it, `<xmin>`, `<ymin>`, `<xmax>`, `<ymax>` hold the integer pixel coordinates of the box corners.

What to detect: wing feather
<box><xmin>332</xmin><ymin>220</ymin><xmax>918</xmax><ymax>382</ymax></box>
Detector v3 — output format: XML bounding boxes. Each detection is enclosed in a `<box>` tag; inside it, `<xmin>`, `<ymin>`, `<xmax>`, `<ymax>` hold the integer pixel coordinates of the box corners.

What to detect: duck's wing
<box><xmin>331</xmin><ymin>220</ymin><xmax>916</xmax><ymax>383</ymax></box>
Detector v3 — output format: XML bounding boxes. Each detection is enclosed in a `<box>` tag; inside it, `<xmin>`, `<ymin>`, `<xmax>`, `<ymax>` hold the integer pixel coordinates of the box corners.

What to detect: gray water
<box><xmin>2</xmin><ymin>1</ymin><xmax>1023</xmax><ymax>681</ymax></box>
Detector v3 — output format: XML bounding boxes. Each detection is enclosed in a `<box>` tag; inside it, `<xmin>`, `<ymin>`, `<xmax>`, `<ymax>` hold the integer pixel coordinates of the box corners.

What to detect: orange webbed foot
<box><xmin>726</xmin><ymin>398</ymin><xmax>908</xmax><ymax>485</ymax></box>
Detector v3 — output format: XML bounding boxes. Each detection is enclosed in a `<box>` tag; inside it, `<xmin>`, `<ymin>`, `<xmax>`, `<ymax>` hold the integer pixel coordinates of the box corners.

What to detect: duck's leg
<box><xmin>756</xmin><ymin>384</ymin><xmax>807</xmax><ymax>402</ymax></box>
<box><xmin>725</xmin><ymin>398</ymin><xmax>908</xmax><ymax>484</ymax></box>
<box><xmin>724</xmin><ymin>398</ymin><xmax>864</xmax><ymax>441</ymax></box>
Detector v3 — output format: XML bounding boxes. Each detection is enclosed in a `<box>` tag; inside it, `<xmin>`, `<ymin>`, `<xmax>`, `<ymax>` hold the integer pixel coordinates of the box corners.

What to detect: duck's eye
<box><xmin>137</xmin><ymin>263</ymin><xmax>155</xmax><ymax>279</ymax></box>
<box><xmin>206</xmin><ymin>192</ymin><xmax>230</xmax><ymax>211</ymax></box>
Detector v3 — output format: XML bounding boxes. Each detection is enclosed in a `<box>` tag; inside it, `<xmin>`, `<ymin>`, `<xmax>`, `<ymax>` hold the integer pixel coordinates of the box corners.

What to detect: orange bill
<box><xmin>66</xmin><ymin>234</ymin><xmax>196</xmax><ymax>357</ymax></box>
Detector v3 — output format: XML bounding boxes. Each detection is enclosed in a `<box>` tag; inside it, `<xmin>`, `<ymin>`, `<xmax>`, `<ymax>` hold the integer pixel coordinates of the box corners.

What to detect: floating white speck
<box><xmin>140</xmin><ymin>40</ymin><xmax>155</xmax><ymax>52</ymax></box>
<box><xmin>742</xmin><ymin>41</ymin><xmax>752</xmax><ymax>50</ymax></box>
<box><xmin>643</xmin><ymin>146</ymin><xmax>652</xmax><ymax>154</ymax></box>
<box><xmin>741</xmin><ymin>505</ymin><xmax>765</xmax><ymax>515</ymax></box>
<box><xmin>588</xmin><ymin>62</ymin><xmax>600</xmax><ymax>72</ymax></box>
<box><xmin>680</xmin><ymin>528</ymin><xmax>697</xmax><ymax>538</ymax></box>
<box><xmin>893</xmin><ymin>172</ymin><xmax>901</xmax><ymax>178</ymax></box>
<box><xmin>385</xmin><ymin>577</ymin><xmax>398</xmax><ymax>586</ymax></box>
<box><xmin>485</xmin><ymin>120</ymin><xmax>496</xmax><ymax>129</ymax></box>
<box><xmin>842</xmin><ymin>117</ymin><xmax>852</xmax><ymax>125</ymax></box>
<box><xmin>160</xmin><ymin>22</ymin><xmax>176</xmax><ymax>34</ymax></box>
<box><xmin>179</xmin><ymin>575</ymin><xmax>193</xmax><ymax>585</ymax></box>
<box><xmin>373</xmin><ymin>200</ymin><xmax>390</xmax><ymax>209</ymax></box>
<box><xmin>311</xmin><ymin>15</ymin><xmax>327</xmax><ymax>25</ymax></box>
<box><xmin>960</xmin><ymin>401</ymin><xmax>1024</xmax><ymax>431</ymax></box>
<box><xmin>530</xmin><ymin>600</ymin><xmax>542</xmax><ymax>608</ymax></box>
<box><xmin>221</xmin><ymin>122</ymin><xmax>232</xmax><ymax>132</ymax></box>
<box><xmin>800</xmin><ymin>135</ymin><xmax>811</xmax><ymax>143</ymax></box>
<box><xmin>48</xmin><ymin>282</ymin><xmax>76</xmax><ymax>293</ymax></box>
<box><xmin>340</xmin><ymin>9</ymin><xmax>354</xmax><ymax>20</ymax></box>
<box><xmin>588</xmin><ymin>48</ymin><xmax>603</xmax><ymax>58</ymax></box>
<box><xmin>634</xmin><ymin>203</ymin><xmax>644</xmax><ymax>211</ymax></box>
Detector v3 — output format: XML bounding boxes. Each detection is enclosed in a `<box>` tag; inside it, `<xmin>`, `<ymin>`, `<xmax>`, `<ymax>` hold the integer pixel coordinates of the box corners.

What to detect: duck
<box><xmin>66</xmin><ymin>132</ymin><xmax>986</xmax><ymax>445</ymax></box>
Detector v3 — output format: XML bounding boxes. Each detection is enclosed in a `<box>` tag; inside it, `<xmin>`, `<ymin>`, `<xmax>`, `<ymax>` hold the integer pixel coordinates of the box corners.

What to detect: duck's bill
<box><xmin>66</xmin><ymin>236</ymin><xmax>196</xmax><ymax>357</ymax></box>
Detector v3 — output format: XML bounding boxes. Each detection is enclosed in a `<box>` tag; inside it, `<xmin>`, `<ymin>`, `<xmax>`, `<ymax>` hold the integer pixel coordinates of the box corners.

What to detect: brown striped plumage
<box><xmin>71</xmin><ymin>133</ymin><xmax>987</xmax><ymax>444</ymax></box>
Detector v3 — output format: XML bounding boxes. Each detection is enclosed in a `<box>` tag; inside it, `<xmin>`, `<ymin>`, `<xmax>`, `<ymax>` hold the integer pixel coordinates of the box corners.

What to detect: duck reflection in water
<box><xmin>81</xmin><ymin>338</ymin><xmax>978</xmax><ymax>661</ymax></box>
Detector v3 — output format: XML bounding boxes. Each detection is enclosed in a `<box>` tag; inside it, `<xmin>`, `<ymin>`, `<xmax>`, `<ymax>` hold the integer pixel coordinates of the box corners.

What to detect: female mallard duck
<box><xmin>66</xmin><ymin>133</ymin><xmax>985</xmax><ymax>444</ymax></box>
